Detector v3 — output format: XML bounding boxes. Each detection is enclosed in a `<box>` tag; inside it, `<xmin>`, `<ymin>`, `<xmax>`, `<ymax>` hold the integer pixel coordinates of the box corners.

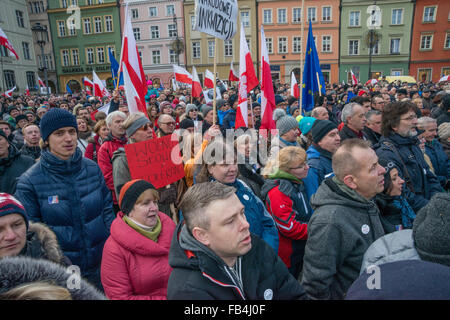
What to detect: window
<box><xmin>392</xmin><ymin>9</ymin><xmax>403</xmax><ymax>25</ymax></box>
<box><xmin>241</xmin><ymin>11</ymin><xmax>250</xmax><ymax>27</ymax></box>
<box><xmin>131</xmin><ymin>9</ymin><xmax>139</xmax><ymax>19</ymax></box>
<box><xmin>68</xmin><ymin>24</ymin><xmax>76</xmax><ymax>36</ymax></box>
<box><xmin>105</xmin><ymin>16</ymin><xmax>113</xmax><ymax>32</ymax></box>
<box><xmin>307</xmin><ymin>7</ymin><xmax>316</xmax><ymax>22</ymax></box>
<box><xmin>86</xmin><ymin>48</ymin><xmax>94</xmax><ymax>64</ymax></box>
<box><xmin>61</xmin><ymin>49</ymin><xmax>70</xmax><ymax>66</ymax></box>
<box><xmin>191</xmin><ymin>16</ymin><xmax>196</xmax><ymax>30</ymax></box>
<box><xmin>152</xmin><ymin>50</ymin><xmax>161</xmax><ymax>64</ymax></box>
<box><xmin>263</xmin><ymin>9</ymin><xmax>272</xmax><ymax>24</ymax></box>
<box><xmin>208</xmin><ymin>40</ymin><xmax>215</xmax><ymax>57</ymax></box>
<box><xmin>349</xmin><ymin>11</ymin><xmax>360</xmax><ymax>27</ymax></box>
<box><xmin>57</xmin><ymin>21</ymin><xmax>66</xmax><ymax>37</ymax></box>
<box><xmin>246</xmin><ymin>38</ymin><xmax>251</xmax><ymax>53</ymax></box>
<box><xmin>192</xmin><ymin>42</ymin><xmax>201</xmax><ymax>59</ymax></box>
<box><xmin>266</xmin><ymin>37</ymin><xmax>273</xmax><ymax>54</ymax></box>
<box><xmin>149</xmin><ymin>7</ymin><xmax>157</xmax><ymax>17</ymax></box>
<box><xmin>278</xmin><ymin>8</ymin><xmax>287</xmax><ymax>24</ymax></box>
<box><xmin>420</xmin><ymin>35</ymin><xmax>433</xmax><ymax>50</ymax></box>
<box><xmin>61</xmin><ymin>0</ymin><xmax>68</xmax><ymax>8</ymax></box>
<box><xmin>87</xmin><ymin>0</ymin><xmax>93</xmax><ymax>5</ymax></box>
<box><xmin>349</xmin><ymin>40</ymin><xmax>359</xmax><ymax>55</ymax></box>
<box><xmin>168</xmin><ymin>24</ymin><xmax>177</xmax><ymax>38</ymax></box>
<box><xmin>45</xmin><ymin>55</ymin><xmax>54</xmax><ymax>70</ymax></box>
<box><xmin>369</xmin><ymin>39</ymin><xmax>380</xmax><ymax>55</ymax></box>
<box><xmin>0</xmin><ymin>46</ymin><xmax>8</xmax><ymax>57</ymax></box>
<box><xmin>166</xmin><ymin>5</ymin><xmax>175</xmax><ymax>16</ymax></box>
<box><xmin>390</xmin><ymin>38</ymin><xmax>400</xmax><ymax>54</ymax></box>
<box><xmin>278</xmin><ymin>37</ymin><xmax>287</xmax><ymax>54</ymax></box>
<box><xmin>107</xmin><ymin>46</ymin><xmax>115</xmax><ymax>62</ymax></box>
<box><xmin>293</xmin><ymin>37</ymin><xmax>302</xmax><ymax>53</ymax></box>
<box><xmin>94</xmin><ymin>16</ymin><xmax>102</xmax><ymax>33</ymax></box>
<box><xmin>423</xmin><ymin>6</ymin><xmax>436</xmax><ymax>22</ymax></box>
<box><xmin>322</xmin><ymin>36</ymin><xmax>331</xmax><ymax>52</ymax></box>
<box><xmin>133</xmin><ymin>28</ymin><xmax>141</xmax><ymax>40</ymax></box>
<box><xmin>22</xmin><ymin>42</ymin><xmax>31</xmax><ymax>60</ymax></box>
<box><xmin>83</xmin><ymin>18</ymin><xmax>92</xmax><ymax>34</ymax></box>
<box><xmin>71</xmin><ymin>48</ymin><xmax>79</xmax><ymax>65</ymax></box>
<box><xmin>97</xmin><ymin>47</ymin><xmax>105</xmax><ymax>64</ymax></box>
<box><xmin>391</xmin><ymin>69</ymin><xmax>403</xmax><ymax>76</ymax></box>
<box><xmin>293</xmin><ymin>8</ymin><xmax>301</xmax><ymax>23</ymax></box>
<box><xmin>445</xmin><ymin>33</ymin><xmax>450</xmax><ymax>49</ymax></box>
<box><xmin>150</xmin><ymin>26</ymin><xmax>159</xmax><ymax>39</ymax></box>
<box><xmin>224</xmin><ymin>40</ymin><xmax>233</xmax><ymax>56</ymax></box>
<box><xmin>16</xmin><ymin>10</ymin><xmax>25</xmax><ymax>28</ymax></box>
<box><xmin>322</xmin><ymin>6</ymin><xmax>331</xmax><ymax>22</ymax></box>
<box><xmin>169</xmin><ymin>49</ymin><xmax>178</xmax><ymax>64</ymax></box>
<box><xmin>26</xmin><ymin>71</ymin><xmax>36</xmax><ymax>89</ymax></box>
<box><xmin>4</xmin><ymin>70</ymin><xmax>16</xmax><ymax>89</ymax></box>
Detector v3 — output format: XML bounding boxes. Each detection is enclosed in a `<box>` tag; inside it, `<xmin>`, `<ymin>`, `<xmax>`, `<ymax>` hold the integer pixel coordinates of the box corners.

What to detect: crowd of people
<box><xmin>0</xmin><ymin>77</ymin><xmax>449</xmax><ymax>300</ymax></box>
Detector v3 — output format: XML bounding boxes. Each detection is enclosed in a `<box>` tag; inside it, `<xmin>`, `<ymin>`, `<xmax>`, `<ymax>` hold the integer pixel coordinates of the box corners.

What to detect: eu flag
<box><xmin>109</xmin><ymin>48</ymin><xmax>123</xmax><ymax>87</ymax></box>
<box><xmin>301</xmin><ymin>21</ymin><xmax>326</xmax><ymax>112</ymax></box>
<box><xmin>66</xmin><ymin>83</ymin><xmax>72</xmax><ymax>94</ymax></box>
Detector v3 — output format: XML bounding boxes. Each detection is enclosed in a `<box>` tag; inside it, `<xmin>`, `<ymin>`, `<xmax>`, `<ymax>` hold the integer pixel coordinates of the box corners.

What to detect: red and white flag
<box><xmin>260</xmin><ymin>26</ymin><xmax>276</xmax><ymax>131</ymax></box>
<box><xmin>204</xmin><ymin>69</ymin><xmax>215</xmax><ymax>89</ymax></box>
<box><xmin>365</xmin><ymin>79</ymin><xmax>378</xmax><ymax>86</ymax></box>
<box><xmin>38</xmin><ymin>76</ymin><xmax>45</xmax><ymax>88</ymax></box>
<box><xmin>2</xmin><ymin>86</ymin><xmax>16</xmax><ymax>98</ymax></box>
<box><xmin>0</xmin><ymin>27</ymin><xmax>19</xmax><ymax>60</ymax></box>
<box><xmin>290</xmin><ymin>72</ymin><xmax>300</xmax><ymax>99</ymax></box>
<box><xmin>122</xmin><ymin>63</ymin><xmax>146</xmax><ymax>115</ymax></box>
<box><xmin>173</xmin><ymin>65</ymin><xmax>192</xmax><ymax>85</ymax></box>
<box><xmin>229</xmin><ymin>61</ymin><xmax>239</xmax><ymax>82</ymax></box>
<box><xmin>235</xmin><ymin>23</ymin><xmax>258</xmax><ymax>129</ymax></box>
<box><xmin>92</xmin><ymin>70</ymin><xmax>110</xmax><ymax>98</ymax></box>
<box><xmin>439</xmin><ymin>75</ymin><xmax>450</xmax><ymax>83</ymax></box>
<box><xmin>191</xmin><ymin>66</ymin><xmax>202</xmax><ymax>98</ymax></box>
<box><xmin>25</xmin><ymin>85</ymin><xmax>30</xmax><ymax>96</ymax></box>
<box><xmin>351</xmin><ymin>70</ymin><xmax>358</xmax><ymax>85</ymax></box>
<box><xmin>83</xmin><ymin>76</ymin><xmax>93</xmax><ymax>95</ymax></box>
<box><xmin>118</xmin><ymin>4</ymin><xmax>147</xmax><ymax>108</ymax></box>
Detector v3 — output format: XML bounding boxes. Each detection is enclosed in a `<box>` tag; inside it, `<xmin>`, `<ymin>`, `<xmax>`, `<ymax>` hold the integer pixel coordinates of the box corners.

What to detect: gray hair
<box><xmin>417</xmin><ymin>116</ymin><xmax>436</xmax><ymax>129</ymax></box>
<box><xmin>106</xmin><ymin>111</ymin><xmax>127</xmax><ymax>128</ymax></box>
<box><xmin>341</xmin><ymin>102</ymin><xmax>362</xmax><ymax>124</ymax></box>
<box><xmin>365</xmin><ymin>110</ymin><xmax>381</xmax><ymax>122</ymax></box>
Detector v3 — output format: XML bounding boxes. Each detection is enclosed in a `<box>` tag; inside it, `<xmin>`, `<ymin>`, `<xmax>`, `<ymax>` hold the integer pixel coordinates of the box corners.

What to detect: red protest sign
<box><xmin>124</xmin><ymin>134</ymin><xmax>185</xmax><ymax>189</ymax></box>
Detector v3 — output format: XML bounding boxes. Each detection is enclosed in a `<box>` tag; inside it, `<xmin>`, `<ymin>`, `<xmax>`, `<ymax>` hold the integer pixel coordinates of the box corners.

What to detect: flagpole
<box><xmin>316</xmin><ymin>72</ymin><xmax>322</xmax><ymax>96</ymax></box>
<box><xmin>212</xmin><ymin>37</ymin><xmax>217</xmax><ymax>125</ymax></box>
<box><xmin>299</xmin><ymin>0</ymin><xmax>305</xmax><ymax>115</ymax></box>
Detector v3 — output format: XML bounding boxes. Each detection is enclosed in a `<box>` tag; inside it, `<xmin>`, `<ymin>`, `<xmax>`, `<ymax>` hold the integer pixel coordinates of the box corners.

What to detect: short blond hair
<box><xmin>262</xmin><ymin>146</ymin><xmax>306</xmax><ymax>177</ymax></box>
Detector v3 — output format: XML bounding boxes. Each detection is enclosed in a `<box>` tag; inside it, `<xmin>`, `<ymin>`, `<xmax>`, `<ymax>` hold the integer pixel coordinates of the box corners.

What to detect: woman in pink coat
<box><xmin>101</xmin><ymin>179</ymin><xmax>175</xmax><ymax>300</ymax></box>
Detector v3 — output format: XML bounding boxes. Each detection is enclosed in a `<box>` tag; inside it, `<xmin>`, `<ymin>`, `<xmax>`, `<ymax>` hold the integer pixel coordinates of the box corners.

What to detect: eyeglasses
<box><xmin>138</xmin><ymin>124</ymin><xmax>150</xmax><ymax>131</ymax></box>
<box><xmin>400</xmin><ymin>115</ymin><xmax>417</xmax><ymax>121</ymax></box>
<box><xmin>160</xmin><ymin>122</ymin><xmax>176</xmax><ymax>126</ymax></box>
<box><xmin>289</xmin><ymin>163</ymin><xmax>308</xmax><ymax>170</ymax></box>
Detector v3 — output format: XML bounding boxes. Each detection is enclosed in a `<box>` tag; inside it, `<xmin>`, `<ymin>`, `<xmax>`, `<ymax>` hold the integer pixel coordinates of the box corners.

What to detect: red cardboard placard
<box><xmin>124</xmin><ymin>135</ymin><xmax>185</xmax><ymax>189</ymax></box>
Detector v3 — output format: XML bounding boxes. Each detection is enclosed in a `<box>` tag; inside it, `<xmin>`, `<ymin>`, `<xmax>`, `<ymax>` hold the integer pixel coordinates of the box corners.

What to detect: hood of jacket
<box><xmin>40</xmin><ymin>148</ymin><xmax>82</xmax><ymax>176</ymax></box>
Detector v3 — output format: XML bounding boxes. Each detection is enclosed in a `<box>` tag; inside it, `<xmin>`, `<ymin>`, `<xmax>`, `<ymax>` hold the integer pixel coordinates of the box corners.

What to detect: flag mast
<box><xmin>299</xmin><ymin>0</ymin><xmax>305</xmax><ymax>114</ymax></box>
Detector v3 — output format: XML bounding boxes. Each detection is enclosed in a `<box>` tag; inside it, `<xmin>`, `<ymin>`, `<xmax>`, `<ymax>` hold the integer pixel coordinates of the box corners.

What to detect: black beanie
<box><xmin>40</xmin><ymin>108</ymin><xmax>78</xmax><ymax>141</ymax></box>
<box><xmin>311</xmin><ymin>120</ymin><xmax>337</xmax><ymax>144</ymax></box>
<box><xmin>118</xmin><ymin>179</ymin><xmax>156</xmax><ymax>215</ymax></box>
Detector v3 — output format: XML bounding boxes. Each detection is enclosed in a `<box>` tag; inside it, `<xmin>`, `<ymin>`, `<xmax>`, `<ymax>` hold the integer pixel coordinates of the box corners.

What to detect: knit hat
<box><xmin>202</xmin><ymin>106</ymin><xmax>213</xmax><ymax>118</ymax></box>
<box><xmin>299</xmin><ymin>117</ymin><xmax>316</xmax><ymax>135</ymax></box>
<box><xmin>311</xmin><ymin>119</ymin><xmax>338</xmax><ymax>144</ymax></box>
<box><xmin>413</xmin><ymin>192</ymin><xmax>450</xmax><ymax>267</ymax></box>
<box><xmin>273</xmin><ymin>108</ymin><xmax>298</xmax><ymax>136</ymax></box>
<box><xmin>40</xmin><ymin>108</ymin><xmax>78</xmax><ymax>141</ymax></box>
<box><xmin>0</xmin><ymin>193</ymin><xmax>29</xmax><ymax>229</ymax></box>
<box><xmin>118</xmin><ymin>179</ymin><xmax>156</xmax><ymax>215</ymax></box>
<box><xmin>125</xmin><ymin>115</ymin><xmax>150</xmax><ymax>138</ymax></box>
<box><xmin>15</xmin><ymin>114</ymin><xmax>28</xmax><ymax>124</ymax></box>
<box><xmin>275</xmin><ymin>95</ymin><xmax>285</xmax><ymax>105</ymax></box>
<box><xmin>438</xmin><ymin>122</ymin><xmax>450</xmax><ymax>140</ymax></box>
<box><xmin>159</xmin><ymin>101</ymin><xmax>172</xmax><ymax>110</ymax></box>
<box><xmin>7</xmin><ymin>106</ymin><xmax>19</xmax><ymax>114</ymax></box>
<box><xmin>378</xmin><ymin>158</ymin><xmax>398</xmax><ymax>194</ymax></box>
<box><xmin>185</xmin><ymin>104</ymin><xmax>198</xmax><ymax>115</ymax></box>
<box><xmin>180</xmin><ymin>118</ymin><xmax>195</xmax><ymax>130</ymax></box>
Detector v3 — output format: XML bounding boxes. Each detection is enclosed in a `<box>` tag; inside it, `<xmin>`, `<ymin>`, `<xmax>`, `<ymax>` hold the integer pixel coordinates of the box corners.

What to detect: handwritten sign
<box><xmin>194</xmin><ymin>0</ymin><xmax>238</xmax><ymax>40</ymax></box>
<box><xmin>124</xmin><ymin>135</ymin><xmax>185</xmax><ymax>189</ymax></box>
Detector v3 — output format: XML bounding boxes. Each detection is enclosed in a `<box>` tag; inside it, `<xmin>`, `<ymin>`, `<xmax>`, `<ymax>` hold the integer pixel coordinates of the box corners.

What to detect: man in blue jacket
<box><xmin>15</xmin><ymin>108</ymin><xmax>114</xmax><ymax>291</ymax></box>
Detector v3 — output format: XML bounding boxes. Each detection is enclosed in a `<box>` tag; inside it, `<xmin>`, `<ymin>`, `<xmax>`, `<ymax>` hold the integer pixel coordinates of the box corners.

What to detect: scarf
<box><xmin>123</xmin><ymin>215</ymin><xmax>162</xmax><ymax>242</ymax></box>
<box><xmin>78</xmin><ymin>130</ymin><xmax>92</xmax><ymax>140</ymax></box>
<box><xmin>279</xmin><ymin>137</ymin><xmax>298</xmax><ymax>147</ymax></box>
<box><xmin>268</xmin><ymin>168</ymin><xmax>303</xmax><ymax>184</ymax></box>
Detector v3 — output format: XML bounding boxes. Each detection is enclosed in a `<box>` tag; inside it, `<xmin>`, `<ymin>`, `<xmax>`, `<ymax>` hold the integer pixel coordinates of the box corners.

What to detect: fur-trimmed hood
<box><xmin>0</xmin><ymin>256</ymin><xmax>106</xmax><ymax>300</ymax></box>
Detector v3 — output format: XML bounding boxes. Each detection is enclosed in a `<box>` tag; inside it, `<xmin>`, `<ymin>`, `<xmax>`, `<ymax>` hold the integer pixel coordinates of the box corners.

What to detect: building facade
<box><xmin>47</xmin><ymin>0</ymin><xmax>122</xmax><ymax>93</ymax></box>
<box><xmin>0</xmin><ymin>0</ymin><xmax>39</xmax><ymax>94</ymax></box>
<box><xmin>120</xmin><ymin>0</ymin><xmax>185</xmax><ymax>89</ymax></box>
<box><xmin>339</xmin><ymin>0</ymin><xmax>414</xmax><ymax>84</ymax></box>
<box><xmin>27</xmin><ymin>0</ymin><xmax>58</xmax><ymax>93</ymax></box>
<box><xmin>183</xmin><ymin>0</ymin><xmax>258</xmax><ymax>84</ymax></box>
<box><xmin>409</xmin><ymin>0</ymin><xmax>450</xmax><ymax>83</ymax></box>
<box><xmin>258</xmin><ymin>0</ymin><xmax>340</xmax><ymax>85</ymax></box>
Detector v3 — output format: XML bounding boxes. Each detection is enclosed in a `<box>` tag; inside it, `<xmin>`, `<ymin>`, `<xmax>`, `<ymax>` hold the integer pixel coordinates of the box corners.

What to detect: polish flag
<box><xmin>290</xmin><ymin>72</ymin><xmax>300</xmax><ymax>99</ymax></box>
<box><xmin>83</xmin><ymin>76</ymin><xmax>93</xmax><ymax>95</ymax></box>
<box><xmin>351</xmin><ymin>70</ymin><xmax>358</xmax><ymax>85</ymax></box>
<box><xmin>229</xmin><ymin>61</ymin><xmax>239</xmax><ymax>82</ymax></box>
<box><xmin>92</xmin><ymin>70</ymin><xmax>110</xmax><ymax>98</ymax></box>
<box><xmin>259</xmin><ymin>26</ymin><xmax>276</xmax><ymax>130</ymax></box>
<box><xmin>0</xmin><ymin>27</ymin><xmax>19</xmax><ymax>60</ymax></box>
<box><xmin>2</xmin><ymin>86</ymin><xmax>16</xmax><ymax>97</ymax></box>
<box><xmin>25</xmin><ymin>85</ymin><xmax>30</xmax><ymax>96</ymax></box>
<box><xmin>204</xmin><ymin>69</ymin><xmax>215</xmax><ymax>89</ymax></box>
<box><xmin>122</xmin><ymin>63</ymin><xmax>147</xmax><ymax>115</ymax></box>
<box><xmin>235</xmin><ymin>23</ymin><xmax>258</xmax><ymax>129</ymax></box>
<box><xmin>191</xmin><ymin>66</ymin><xmax>202</xmax><ymax>98</ymax></box>
<box><xmin>118</xmin><ymin>4</ymin><xmax>147</xmax><ymax>107</ymax></box>
<box><xmin>38</xmin><ymin>76</ymin><xmax>45</xmax><ymax>87</ymax></box>
<box><xmin>173</xmin><ymin>65</ymin><xmax>192</xmax><ymax>85</ymax></box>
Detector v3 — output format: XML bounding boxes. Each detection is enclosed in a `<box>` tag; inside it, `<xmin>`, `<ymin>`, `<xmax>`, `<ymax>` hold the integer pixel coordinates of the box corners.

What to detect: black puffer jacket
<box><xmin>0</xmin><ymin>145</ymin><xmax>34</xmax><ymax>194</ymax></box>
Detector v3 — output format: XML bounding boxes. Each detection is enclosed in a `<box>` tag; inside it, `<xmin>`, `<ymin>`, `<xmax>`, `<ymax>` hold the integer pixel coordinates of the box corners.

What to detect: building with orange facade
<box><xmin>257</xmin><ymin>0</ymin><xmax>340</xmax><ymax>85</ymax></box>
<box><xmin>409</xmin><ymin>0</ymin><xmax>450</xmax><ymax>83</ymax></box>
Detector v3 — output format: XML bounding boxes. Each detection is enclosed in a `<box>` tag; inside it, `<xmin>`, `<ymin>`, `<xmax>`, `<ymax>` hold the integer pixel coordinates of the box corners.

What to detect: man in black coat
<box><xmin>168</xmin><ymin>182</ymin><xmax>308</xmax><ymax>300</ymax></box>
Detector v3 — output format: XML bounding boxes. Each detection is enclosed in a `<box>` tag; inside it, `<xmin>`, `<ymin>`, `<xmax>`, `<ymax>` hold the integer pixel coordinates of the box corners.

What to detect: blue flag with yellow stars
<box><xmin>109</xmin><ymin>48</ymin><xmax>123</xmax><ymax>87</ymax></box>
<box><xmin>301</xmin><ymin>20</ymin><xmax>326</xmax><ymax>112</ymax></box>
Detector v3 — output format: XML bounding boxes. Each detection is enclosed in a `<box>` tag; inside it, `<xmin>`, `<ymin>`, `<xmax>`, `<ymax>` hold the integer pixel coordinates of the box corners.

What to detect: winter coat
<box><xmin>359</xmin><ymin>229</ymin><xmax>420</xmax><ymax>274</ymax></box>
<box><xmin>167</xmin><ymin>223</ymin><xmax>308</xmax><ymax>300</ymax></box>
<box><xmin>440</xmin><ymin>138</ymin><xmax>450</xmax><ymax>159</ymax></box>
<box><xmin>84</xmin><ymin>134</ymin><xmax>103</xmax><ymax>163</ymax></box>
<box><xmin>98</xmin><ymin>133</ymin><xmax>128</xmax><ymax>204</ymax></box>
<box><xmin>14</xmin><ymin>148</ymin><xmax>115</xmax><ymax>281</ymax></box>
<box><xmin>0</xmin><ymin>256</ymin><xmax>106</xmax><ymax>300</ymax></box>
<box><xmin>101</xmin><ymin>211</ymin><xmax>175</xmax><ymax>300</ymax></box>
<box><xmin>20</xmin><ymin>144</ymin><xmax>41</xmax><ymax>160</ymax></box>
<box><xmin>375</xmin><ymin>193</ymin><xmax>416</xmax><ymax>229</ymax></box>
<box><xmin>339</xmin><ymin>125</ymin><xmax>367</xmax><ymax>143</ymax></box>
<box><xmin>424</xmin><ymin>139</ymin><xmax>449</xmax><ymax>188</ymax></box>
<box><xmin>306</xmin><ymin>144</ymin><xmax>334</xmax><ymax>190</ymax></box>
<box><xmin>362</xmin><ymin>126</ymin><xmax>381</xmax><ymax>146</ymax></box>
<box><xmin>237</xmin><ymin>162</ymin><xmax>265</xmax><ymax>200</ymax></box>
<box><xmin>222</xmin><ymin>109</ymin><xmax>236</xmax><ymax>129</ymax></box>
<box><xmin>301</xmin><ymin>177</ymin><xmax>390</xmax><ymax>300</ymax></box>
<box><xmin>11</xmin><ymin>129</ymin><xmax>24</xmax><ymax>149</ymax></box>
<box><xmin>217</xmin><ymin>109</ymin><xmax>232</xmax><ymax>126</ymax></box>
<box><xmin>0</xmin><ymin>145</ymin><xmax>34</xmax><ymax>194</ymax></box>
<box><xmin>375</xmin><ymin>133</ymin><xmax>443</xmax><ymax>212</ymax></box>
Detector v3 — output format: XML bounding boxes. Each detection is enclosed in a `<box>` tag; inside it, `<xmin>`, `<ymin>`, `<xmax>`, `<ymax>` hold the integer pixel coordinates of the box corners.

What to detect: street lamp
<box><xmin>171</xmin><ymin>13</ymin><xmax>184</xmax><ymax>66</ymax></box>
<box><xmin>31</xmin><ymin>24</ymin><xmax>49</xmax><ymax>95</ymax></box>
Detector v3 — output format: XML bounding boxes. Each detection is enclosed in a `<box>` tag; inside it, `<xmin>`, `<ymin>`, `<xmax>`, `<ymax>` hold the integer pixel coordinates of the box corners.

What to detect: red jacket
<box><xmin>84</xmin><ymin>134</ymin><xmax>102</xmax><ymax>163</ymax></box>
<box><xmin>101</xmin><ymin>211</ymin><xmax>175</xmax><ymax>300</ymax></box>
<box><xmin>97</xmin><ymin>134</ymin><xmax>127</xmax><ymax>204</ymax></box>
